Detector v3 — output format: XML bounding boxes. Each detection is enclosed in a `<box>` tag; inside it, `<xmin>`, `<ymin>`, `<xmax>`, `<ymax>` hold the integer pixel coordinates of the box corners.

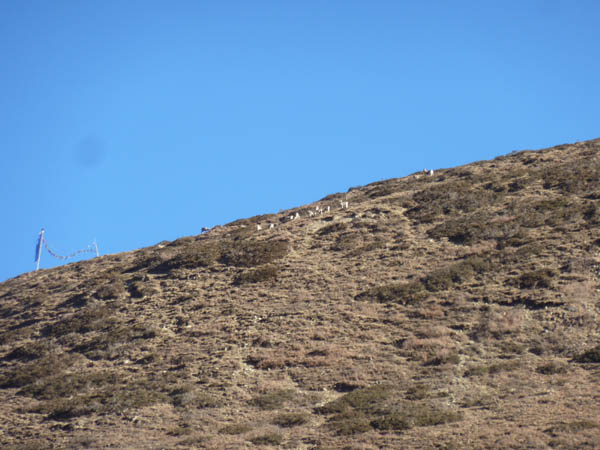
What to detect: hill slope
<box><xmin>2</xmin><ymin>138</ymin><xmax>600</xmax><ymax>449</ymax></box>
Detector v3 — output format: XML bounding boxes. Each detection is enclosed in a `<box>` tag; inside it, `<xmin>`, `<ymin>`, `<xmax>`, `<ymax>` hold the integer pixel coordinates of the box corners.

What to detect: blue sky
<box><xmin>1</xmin><ymin>1</ymin><xmax>599</xmax><ymax>282</ymax></box>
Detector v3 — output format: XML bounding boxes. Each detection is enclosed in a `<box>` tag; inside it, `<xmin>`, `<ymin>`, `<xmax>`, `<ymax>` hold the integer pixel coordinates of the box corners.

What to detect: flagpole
<box><xmin>35</xmin><ymin>228</ymin><xmax>45</xmax><ymax>271</ymax></box>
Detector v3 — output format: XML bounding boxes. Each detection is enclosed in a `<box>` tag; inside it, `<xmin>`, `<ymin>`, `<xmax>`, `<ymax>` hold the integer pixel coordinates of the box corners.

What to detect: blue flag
<box><xmin>35</xmin><ymin>235</ymin><xmax>42</xmax><ymax>261</ymax></box>
<box><xmin>35</xmin><ymin>229</ymin><xmax>44</xmax><ymax>262</ymax></box>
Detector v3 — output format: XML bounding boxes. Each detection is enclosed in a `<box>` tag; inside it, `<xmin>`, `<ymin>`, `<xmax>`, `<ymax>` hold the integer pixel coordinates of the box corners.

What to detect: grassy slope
<box><xmin>1</xmin><ymin>138</ymin><xmax>600</xmax><ymax>449</ymax></box>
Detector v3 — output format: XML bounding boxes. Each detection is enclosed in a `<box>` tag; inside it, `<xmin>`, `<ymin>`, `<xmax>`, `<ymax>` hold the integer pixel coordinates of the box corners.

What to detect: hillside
<box><xmin>2</xmin><ymin>138</ymin><xmax>600</xmax><ymax>449</ymax></box>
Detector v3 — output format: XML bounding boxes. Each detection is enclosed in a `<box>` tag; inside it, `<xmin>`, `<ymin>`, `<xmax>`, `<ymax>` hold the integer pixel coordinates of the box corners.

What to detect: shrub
<box><xmin>128</xmin><ymin>280</ymin><xmax>158</xmax><ymax>298</ymax></box>
<box><xmin>0</xmin><ymin>353</ymin><xmax>76</xmax><ymax>389</ymax></box>
<box><xmin>249</xmin><ymin>389</ymin><xmax>295</xmax><ymax>410</ymax></box>
<box><xmin>41</xmin><ymin>305</ymin><xmax>115</xmax><ymax>337</ymax></box>
<box><xmin>273</xmin><ymin>412</ymin><xmax>309</xmax><ymax>427</ymax></box>
<box><xmin>93</xmin><ymin>281</ymin><xmax>126</xmax><ymax>300</ymax></box>
<box><xmin>423</xmin><ymin>266</ymin><xmax>465</xmax><ymax>292</ymax></box>
<box><xmin>316</xmin><ymin>385</ymin><xmax>393</xmax><ymax>415</ymax></box>
<box><xmin>318</xmin><ymin>223</ymin><xmax>348</xmax><ymax>236</ymax></box>
<box><xmin>326</xmin><ymin>410</ymin><xmax>372</xmax><ymax>435</ymax></box>
<box><xmin>169</xmin><ymin>385</ymin><xmax>220</xmax><ymax>408</ymax></box>
<box><xmin>20</xmin><ymin>370</ymin><xmax>119</xmax><ymax>400</ymax></box>
<box><xmin>421</xmin><ymin>255</ymin><xmax>490</xmax><ymax>292</ymax></box>
<box><xmin>23</xmin><ymin>372</ymin><xmax>171</xmax><ymax>420</ymax></box>
<box><xmin>2</xmin><ymin>341</ymin><xmax>52</xmax><ymax>362</ymax></box>
<box><xmin>43</xmin><ymin>398</ymin><xmax>97</xmax><ymax>420</ymax></box>
<box><xmin>574</xmin><ymin>345</ymin><xmax>600</xmax><ymax>363</ymax></box>
<box><xmin>153</xmin><ymin>241</ymin><xmax>221</xmax><ymax>272</ymax></box>
<box><xmin>71</xmin><ymin>324</ymin><xmax>157</xmax><ymax>360</ymax></box>
<box><xmin>220</xmin><ymin>239</ymin><xmax>289</xmax><ymax>267</ymax></box>
<box><xmin>536</xmin><ymin>361</ymin><xmax>569</xmax><ymax>375</ymax></box>
<box><xmin>407</xmin><ymin>181</ymin><xmax>500</xmax><ymax>224</ymax></box>
<box><xmin>249</xmin><ymin>433</ymin><xmax>283</xmax><ymax>445</ymax></box>
<box><xmin>464</xmin><ymin>360</ymin><xmax>521</xmax><ymax>377</ymax></box>
<box><xmin>428</xmin><ymin>220</ymin><xmax>477</xmax><ymax>245</ymax></box>
<box><xmin>233</xmin><ymin>264</ymin><xmax>278</xmax><ymax>286</ymax></box>
<box><xmin>355</xmin><ymin>281</ymin><xmax>426</xmax><ymax>305</ymax></box>
<box><xmin>371</xmin><ymin>404</ymin><xmax>462</xmax><ymax>431</ymax></box>
<box><xmin>219</xmin><ymin>423</ymin><xmax>252</xmax><ymax>435</ymax></box>
<box><xmin>517</xmin><ymin>269</ymin><xmax>555</xmax><ymax>289</ymax></box>
<box><xmin>424</xmin><ymin>350</ymin><xmax>460</xmax><ymax>366</ymax></box>
<box><xmin>405</xmin><ymin>384</ymin><xmax>431</xmax><ymax>401</ymax></box>
<box><xmin>365</xmin><ymin>183</ymin><xmax>395</xmax><ymax>199</ymax></box>
<box><xmin>545</xmin><ymin>420</ymin><xmax>598</xmax><ymax>434</ymax></box>
<box><xmin>428</xmin><ymin>212</ymin><xmax>516</xmax><ymax>245</ymax></box>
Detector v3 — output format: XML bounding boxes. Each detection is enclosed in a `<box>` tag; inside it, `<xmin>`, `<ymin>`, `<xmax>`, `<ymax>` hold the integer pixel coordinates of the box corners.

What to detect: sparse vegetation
<box><xmin>371</xmin><ymin>404</ymin><xmax>463</xmax><ymax>430</ymax></box>
<box><xmin>272</xmin><ymin>412</ymin><xmax>309</xmax><ymax>427</ymax></box>
<box><xmin>219</xmin><ymin>423</ymin><xmax>252</xmax><ymax>435</ymax></box>
<box><xmin>464</xmin><ymin>360</ymin><xmax>521</xmax><ymax>377</ymax></box>
<box><xmin>516</xmin><ymin>269</ymin><xmax>555</xmax><ymax>289</ymax></box>
<box><xmin>219</xmin><ymin>239</ymin><xmax>289</xmax><ymax>267</ymax></box>
<box><xmin>249</xmin><ymin>433</ymin><xmax>283</xmax><ymax>446</ymax></box>
<box><xmin>536</xmin><ymin>361</ymin><xmax>569</xmax><ymax>375</ymax></box>
<box><xmin>326</xmin><ymin>410</ymin><xmax>372</xmax><ymax>435</ymax></box>
<box><xmin>355</xmin><ymin>281</ymin><xmax>426</xmax><ymax>304</ymax></box>
<box><xmin>316</xmin><ymin>385</ymin><xmax>393</xmax><ymax>415</ymax></box>
<box><xmin>574</xmin><ymin>345</ymin><xmax>600</xmax><ymax>363</ymax></box>
<box><xmin>249</xmin><ymin>389</ymin><xmax>296</xmax><ymax>410</ymax></box>
<box><xmin>2</xmin><ymin>139</ymin><xmax>600</xmax><ymax>448</ymax></box>
<box><xmin>233</xmin><ymin>264</ymin><xmax>278</xmax><ymax>286</ymax></box>
<box><xmin>545</xmin><ymin>420</ymin><xmax>598</xmax><ymax>434</ymax></box>
<box><xmin>71</xmin><ymin>324</ymin><xmax>158</xmax><ymax>360</ymax></box>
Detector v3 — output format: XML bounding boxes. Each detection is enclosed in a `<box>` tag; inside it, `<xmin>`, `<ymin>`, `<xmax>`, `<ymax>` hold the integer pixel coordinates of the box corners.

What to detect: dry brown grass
<box><xmin>2</xmin><ymin>138</ymin><xmax>600</xmax><ymax>449</ymax></box>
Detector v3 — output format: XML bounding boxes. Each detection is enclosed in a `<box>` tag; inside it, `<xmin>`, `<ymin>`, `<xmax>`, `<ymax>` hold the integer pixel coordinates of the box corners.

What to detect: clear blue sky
<box><xmin>1</xmin><ymin>1</ymin><xmax>599</xmax><ymax>282</ymax></box>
